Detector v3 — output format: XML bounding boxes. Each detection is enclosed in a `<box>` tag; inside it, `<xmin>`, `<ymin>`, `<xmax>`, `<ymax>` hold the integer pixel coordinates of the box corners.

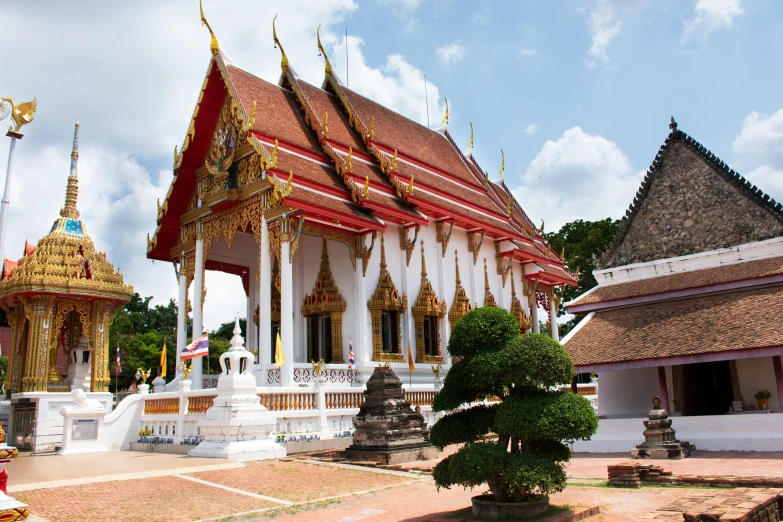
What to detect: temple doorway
<box><xmin>680</xmin><ymin>361</ymin><xmax>734</xmax><ymax>416</ymax></box>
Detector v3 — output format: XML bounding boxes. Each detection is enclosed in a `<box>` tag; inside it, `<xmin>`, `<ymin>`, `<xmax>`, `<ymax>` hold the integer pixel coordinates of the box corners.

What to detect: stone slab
<box><xmin>344</xmin><ymin>445</ymin><xmax>439</xmax><ymax>465</ymax></box>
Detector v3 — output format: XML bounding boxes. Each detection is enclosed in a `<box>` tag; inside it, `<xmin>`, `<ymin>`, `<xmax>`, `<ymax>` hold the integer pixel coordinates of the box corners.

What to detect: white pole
<box><xmin>280</xmin><ymin>238</ymin><xmax>294</xmax><ymax>387</ymax></box>
<box><xmin>192</xmin><ymin>235</ymin><xmax>204</xmax><ymax>389</ymax></box>
<box><xmin>176</xmin><ymin>260</ymin><xmax>187</xmax><ymax>368</ymax></box>
<box><xmin>259</xmin><ymin>216</ymin><xmax>271</xmax><ymax>368</ymax></box>
<box><xmin>0</xmin><ymin>136</ymin><xmax>18</xmax><ymax>263</ymax></box>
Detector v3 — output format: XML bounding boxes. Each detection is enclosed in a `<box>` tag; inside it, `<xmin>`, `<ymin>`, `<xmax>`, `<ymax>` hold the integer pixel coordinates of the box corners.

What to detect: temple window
<box><xmin>301</xmin><ymin>238</ymin><xmax>346</xmax><ymax>363</ymax></box>
<box><xmin>412</xmin><ymin>241</ymin><xmax>446</xmax><ymax>364</ymax></box>
<box><xmin>368</xmin><ymin>235</ymin><xmax>406</xmax><ymax>362</ymax></box>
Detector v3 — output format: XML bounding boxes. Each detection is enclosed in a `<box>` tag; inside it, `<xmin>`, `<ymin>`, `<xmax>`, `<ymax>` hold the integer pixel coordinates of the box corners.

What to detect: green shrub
<box><xmin>432</xmin><ymin>308</ymin><xmax>598</xmax><ymax>503</ymax></box>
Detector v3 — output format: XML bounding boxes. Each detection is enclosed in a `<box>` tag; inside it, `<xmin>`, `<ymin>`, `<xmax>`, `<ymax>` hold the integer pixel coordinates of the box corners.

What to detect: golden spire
<box><xmin>466</xmin><ymin>122</ymin><xmax>474</xmax><ymax>156</ymax></box>
<box><xmin>441</xmin><ymin>97</ymin><xmax>449</xmax><ymax>128</ymax></box>
<box><xmin>60</xmin><ymin>121</ymin><xmax>80</xmax><ymax>219</ymax></box>
<box><xmin>454</xmin><ymin>250</ymin><xmax>461</xmax><ymax>285</ymax></box>
<box><xmin>273</xmin><ymin>15</ymin><xmax>289</xmax><ymax>73</ymax></box>
<box><xmin>510</xmin><ymin>266</ymin><xmax>517</xmax><ymax>297</ymax></box>
<box><xmin>420</xmin><ymin>241</ymin><xmax>427</xmax><ymax>278</ymax></box>
<box><xmin>317</xmin><ymin>25</ymin><xmax>333</xmax><ymax>77</ymax></box>
<box><xmin>379</xmin><ymin>233</ymin><xmax>387</xmax><ymax>270</ymax></box>
<box><xmin>483</xmin><ymin>257</ymin><xmax>497</xmax><ymax>307</ymax></box>
<box><xmin>499</xmin><ymin>149</ymin><xmax>505</xmax><ymax>179</ymax></box>
<box><xmin>199</xmin><ymin>0</ymin><xmax>220</xmax><ymax>56</ymax></box>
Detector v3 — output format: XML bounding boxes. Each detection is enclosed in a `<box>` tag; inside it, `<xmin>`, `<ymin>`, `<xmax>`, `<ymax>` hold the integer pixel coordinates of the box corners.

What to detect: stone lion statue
<box><xmin>71</xmin><ymin>388</ymin><xmax>104</xmax><ymax>411</ymax></box>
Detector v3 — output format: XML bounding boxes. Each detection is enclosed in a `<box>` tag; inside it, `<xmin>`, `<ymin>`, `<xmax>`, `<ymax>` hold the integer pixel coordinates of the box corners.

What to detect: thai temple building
<box><xmin>564</xmin><ymin>119</ymin><xmax>783</xmax><ymax>452</ymax></box>
<box><xmin>0</xmin><ymin>122</ymin><xmax>133</xmax><ymax>451</ymax></box>
<box><xmin>146</xmin><ymin>18</ymin><xmax>576</xmax><ymax>391</ymax></box>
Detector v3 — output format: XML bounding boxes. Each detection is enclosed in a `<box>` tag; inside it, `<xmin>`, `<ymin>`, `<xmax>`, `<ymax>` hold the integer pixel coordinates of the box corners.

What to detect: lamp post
<box><xmin>0</xmin><ymin>96</ymin><xmax>38</xmax><ymax>264</ymax></box>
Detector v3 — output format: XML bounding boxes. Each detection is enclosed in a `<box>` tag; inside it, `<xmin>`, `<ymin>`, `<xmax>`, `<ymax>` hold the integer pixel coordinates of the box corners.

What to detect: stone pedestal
<box><xmin>189</xmin><ymin>318</ymin><xmax>285</xmax><ymax>462</ymax></box>
<box><xmin>344</xmin><ymin>366</ymin><xmax>438</xmax><ymax>465</ymax></box>
<box><xmin>631</xmin><ymin>396</ymin><xmax>694</xmax><ymax>459</ymax></box>
<box><xmin>58</xmin><ymin>389</ymin><xmax>108</xmax><ymax>455</ymax></box>
<box><xmin>152</xmin><ymin>376</ymin><xmax>166</xmax><ymax>393</ymax></box>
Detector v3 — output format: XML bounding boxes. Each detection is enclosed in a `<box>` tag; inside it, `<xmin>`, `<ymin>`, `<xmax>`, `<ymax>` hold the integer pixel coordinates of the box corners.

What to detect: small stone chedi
<box><xmin>189</xmin><ymin>317</ymin><xmax>285</xmax><ymax>462</ymax></box>
<box><xmin>631</xmin><ymin>396</ymin><xmax>694</xmax><ymax>459</ymax></box>
<box><xmin>344</xmin><ymin>366</ymin><xmax>438</xmax><ymax>465</ymax></box>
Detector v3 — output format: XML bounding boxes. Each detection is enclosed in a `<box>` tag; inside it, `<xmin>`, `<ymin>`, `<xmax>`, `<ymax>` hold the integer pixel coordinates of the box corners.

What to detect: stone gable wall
<box><xmin>602</xmin><ymin>141</ymin><xmax>783</xmax><ymax>268</ymax></box>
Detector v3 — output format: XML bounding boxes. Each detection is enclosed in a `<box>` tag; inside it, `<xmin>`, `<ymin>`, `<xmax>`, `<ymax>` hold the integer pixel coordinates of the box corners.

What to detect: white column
<box><xmin>176</xmin><ymin>264</ymin><xmax>187</xmax><ymax>368</ymax></box>
<box><xmin>531</xmin><ymin>298</ymin><xmax>540</xmax><ymax>334</ymax></box>
<box><xmin>353</xmin><ymin>253</ymin><xmax>368</xmax><ymax>364</ymax></box>
<box><xmin>0</xmin><ymin>137</ymin><xmax>19</xmax><ymax>263</ymax></box>
<box><xmin>400</xmin><ymin>239</ymin><xmax>412</xmax><ymax>359</ymax></box>
<box><xmin>259</xmin><ymin>216</ymin><xmax>271</xmax><ymax>368</ymax></box>
<box><xmin>549</xmin><ymin>295</ymin><xmax>559</xmax><ymax>341</ymax></box>
<box><xmin>280</xmin><ymin>238</ymin><xmax>294</xmax><ymax>387</ymax></box>
<box><xmin>192</xmin><ymin>235</ymin><xmax>204</xmax><ymax>389</ymax></box>
<box><xmin>436</xmin><ymin>243</ymin><xmax>451</xmax><ymax>368</ymax></box>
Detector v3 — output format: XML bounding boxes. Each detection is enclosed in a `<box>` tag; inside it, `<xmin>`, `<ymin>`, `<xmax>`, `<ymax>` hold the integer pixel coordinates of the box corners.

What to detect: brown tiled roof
<box><xmin>226</xmin><ymin>66</ymin><xmax>322</xmax><ymax>153</ymax></box>
<box><xmin>297</xmin><ymin>82</ymin><xmax>365</xmax><ymax>151</ymax></box>
<box><xmin>285</xmin><ymin>189</ymin><xmax>377</xmax><ymax>227</ymax></box>
<box><xmin>534</xmin><ymin>262</ymin><xmax>578</xmax><ymax>285</ymax></box>
<box><xmin>275</xmin><ymin>149</ymin><xmax>344</xmax><ymax>192</ymax></box>
<box><xmin>339</xmin><ymin>87</ymin><xmax>484</xmax><ymax>189</ymax></box>
<box><xmin>569</xmin><ymin>255</ymin><xmax>783</xmax><ymax>308</ymax></box>
<box><xmin>564</xmin><ymin>284</ymin><xmax>783</xmax><ymax>367</ymax></box>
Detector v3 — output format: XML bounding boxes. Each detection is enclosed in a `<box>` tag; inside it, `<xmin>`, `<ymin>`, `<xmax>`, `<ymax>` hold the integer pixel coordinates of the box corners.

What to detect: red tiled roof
<box><xmin>339</xmin><ymin>87</ymin><xmax>484</xmax><ymax>189</ymax></box>
<box><xmin>297</xmin><ymin>82</ymin><xmax>365</xmax><ymax>151</ymax></box>
<box><xmin>565</xmin><ymin>284</ymin><xmax>783</xmax><ymax>367</ymax></box>
<box><xmin>2</xmin><ymin>259</ymin><xmax>18</xmax><ymax>281</ymax></box>
<box><xmin>569</xmin><ymin>255</ymin><xmax>783</xmax><ymax>308</ymax></box>
<box><xmin>533</xmin><ymin>262</ymin><xmax>578</xmax><ymax>285</ymax></box>
<box><xmin>226</xmin><ymin>66</ymin><xmax>322</xmax><ymax>154</ymax></box>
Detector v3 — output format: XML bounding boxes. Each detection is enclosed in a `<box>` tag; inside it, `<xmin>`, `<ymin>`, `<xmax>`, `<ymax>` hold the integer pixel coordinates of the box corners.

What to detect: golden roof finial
<box><xmin>454</xmin><ymin>250</ymin><xmax>461</xmax><ymax>284</ymax></box>
<box><xmin>466</xmin><ymin>122</ymin><xmax>474</xmax><ymax>156</ymax></box>
<box><xmin>273</xmin><ymin>15</ymin><xmax>289</xmax><ymax>73</ymax></box>
<box><xmin>420</xmin><ymin>240</ymin><xmax>427</xmax><ymax>278</ymax></box>
<box><xmin>199</xmin><ymin>0</ymin><xmax>220</xmax><ymax>56</ymax></box>
<box><xmin>499</xmin><ymin>149</ymin><xmax>505</xmax><ymax>179</ymax></box>
<box><xmin>441</xmin><ymin>97</ymin><xmax>449</xmax><ymax>128</ymax></box>
<box><xmin>317</xmin><ymin>25</ymin><xmax>333</xmax><ymax>77</ymax></box>
<box><xmin>61</xmin><ymin>121</ymin><xmax>80</xmax><ymax>219</ymax></box>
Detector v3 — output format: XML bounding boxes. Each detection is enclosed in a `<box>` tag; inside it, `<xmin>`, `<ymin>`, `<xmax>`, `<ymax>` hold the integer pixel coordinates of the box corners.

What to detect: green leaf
<box><xmin>429</xmin><ymin>405</ymin><xmax>497</xmax><ymax>448</ymax></box>
<box><xmin>495</xmin><ymin>390</ymin><xmax>598</xmax><ymax>443</ymax></box>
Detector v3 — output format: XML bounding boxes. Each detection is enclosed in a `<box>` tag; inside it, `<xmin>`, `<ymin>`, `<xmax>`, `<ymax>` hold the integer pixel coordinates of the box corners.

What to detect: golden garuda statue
<box><xmin>0</xmin><ymin>97</ymin><xmax>38</xmax><ymax>134</ymax></box>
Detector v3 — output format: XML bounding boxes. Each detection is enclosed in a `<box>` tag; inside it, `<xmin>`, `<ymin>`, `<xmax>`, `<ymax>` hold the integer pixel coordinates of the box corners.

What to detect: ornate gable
<box><xmin>601</xmin><ymin>119</ymin><xmax>783</xmax><ymax>269</ymax></box>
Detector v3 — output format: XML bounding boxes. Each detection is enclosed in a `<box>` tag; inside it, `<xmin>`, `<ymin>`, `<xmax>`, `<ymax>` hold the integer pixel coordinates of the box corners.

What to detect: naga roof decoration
<box><xmin>600</xmin><ymin>117</ymin><xmax>783</xmax><ymax>270</ymax></box>
<box><xmin>0</xmin><ymin>123</ymin><xmax>133</xmax><ymax>304</ymax></box>
<box><xmin>147</xmin><ymin>17</ymin><xmax>575</xmax><ymax>288</ymax></box>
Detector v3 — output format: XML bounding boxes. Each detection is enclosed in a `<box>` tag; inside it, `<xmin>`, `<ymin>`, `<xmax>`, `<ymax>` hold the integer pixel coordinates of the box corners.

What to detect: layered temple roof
<box><xmin>147</xmin><ymin>22</ymin><xmax>575</xmax><ymax>287</ymax></box>
<box><xmin>0</xmin><ymin>123</ymin><xmax>133</xmax><ymax>304</ymax></box>
<box><xmin>564</xmin><ymin>120</ymin><xmax>783</xmax><ymax>370</ymax></box>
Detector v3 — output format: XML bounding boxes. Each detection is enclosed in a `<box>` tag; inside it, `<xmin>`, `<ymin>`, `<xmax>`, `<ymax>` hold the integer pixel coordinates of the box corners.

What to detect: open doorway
<box><xmin>680</xmin><ymin>361</ymin><xmax>734</xmax><ymax>416</ymax></box>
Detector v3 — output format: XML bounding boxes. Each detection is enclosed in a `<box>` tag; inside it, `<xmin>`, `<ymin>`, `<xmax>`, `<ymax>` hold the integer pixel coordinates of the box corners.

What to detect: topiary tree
<box><xmin>431</xmin><ymin>307</ymin><xmax>598</xmax><ymax>503</ymax></box>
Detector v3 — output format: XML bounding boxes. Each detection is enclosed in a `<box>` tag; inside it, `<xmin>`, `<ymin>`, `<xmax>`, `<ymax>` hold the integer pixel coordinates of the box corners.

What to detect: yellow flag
<box><xmin>407</xmin><ymin>344</ymin><xmax>415</xmax><ymax>373</ymax></box>
<box><xmin>160</xmin><ymin>341</ymin><xmax>167</xmax><ymax>378</ymax></box>
<box><xmin>275</xmin><ymin>332</ymin><xmax>286</xmax><ymax>368</ymax></box>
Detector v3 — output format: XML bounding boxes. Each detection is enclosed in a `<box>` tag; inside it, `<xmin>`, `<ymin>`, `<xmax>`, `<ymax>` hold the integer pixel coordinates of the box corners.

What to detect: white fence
<box><xmin>68</xmin><ymin>384</ymin><xmax>439</xmax><ymax>453</ymax></box>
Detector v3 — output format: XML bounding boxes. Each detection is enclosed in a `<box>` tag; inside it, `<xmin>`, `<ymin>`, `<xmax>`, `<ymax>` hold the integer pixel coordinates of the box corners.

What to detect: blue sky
<box><xmin>1</xmin><ymin>0</ymin><xmax>781</xmax><ymax>327</ymax></box>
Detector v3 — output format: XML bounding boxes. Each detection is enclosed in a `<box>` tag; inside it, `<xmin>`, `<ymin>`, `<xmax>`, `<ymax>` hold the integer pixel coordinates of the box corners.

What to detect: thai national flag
<box><xmin>116</xmin><ymin>344</ymin><xmax>121</xmax><ymax>374</ymax></box>
<box><xmin>348</xmin><ymin>336</ymin><xmax>355</xmax><ymax>367</ymax></box>
<box><xmin>182</xmin><ymin>333</ymin><xmax>209</xmax><ymax>360</ymax></box>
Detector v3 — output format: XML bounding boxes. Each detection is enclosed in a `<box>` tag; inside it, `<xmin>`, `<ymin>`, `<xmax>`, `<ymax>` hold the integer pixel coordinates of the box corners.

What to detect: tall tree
<box><xmin>544</xmin><ymin>218</ymin><xmax>619</xmax><ymax>336</ymax></box>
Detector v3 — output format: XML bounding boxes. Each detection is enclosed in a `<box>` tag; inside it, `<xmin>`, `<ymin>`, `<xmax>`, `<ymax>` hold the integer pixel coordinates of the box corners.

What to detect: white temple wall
<box><xmin>737</xmin><ymin>356</ymin><xmax>781</xmax><ymax>411</ymax></box>
<box><xmin>596</xmin><ymin>367</ymin><xmax>659</xmax><ymax>418</ymax></box>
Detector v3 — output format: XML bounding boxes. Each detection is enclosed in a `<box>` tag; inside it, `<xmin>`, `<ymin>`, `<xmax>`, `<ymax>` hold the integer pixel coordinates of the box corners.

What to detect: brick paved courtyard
<box><xmin>7</xmin><ymin>450</ymin><xmax>783</xmax><ymax>521</ymax></box>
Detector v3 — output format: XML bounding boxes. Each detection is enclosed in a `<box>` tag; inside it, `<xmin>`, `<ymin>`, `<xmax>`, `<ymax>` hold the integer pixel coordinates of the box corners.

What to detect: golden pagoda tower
<box><xmin>0</xmin><ymin>122</ymin><xmax>133</xmax><ymax>397</ymax></box>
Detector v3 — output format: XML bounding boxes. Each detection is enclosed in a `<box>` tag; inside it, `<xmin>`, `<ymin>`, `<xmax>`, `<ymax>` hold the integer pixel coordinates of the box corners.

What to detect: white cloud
<box><xmin>732</xmin><ymin>109</ymin><xmax>783</xmax><ymax>200</ymax></box>
<box><xmin>436</xmin><ymin>41</ymin><xmax>466</xmax><ymax>66</ymax></box>
<box><xmin>681</xmin><ymin>0</ymin><xmax>743</xmax><ymax>46</ymax></box>
<box><xmin>524</xmin><ymin>123</ymin><xmax>539</xmax><ymax>135</ymax></box>
<box><xmin>584</xmin><ymin>0</ymin><xmax>623</xmax><ymax>68</ymax></box>
<box><xmin>0</xmin><ymin>0</ymin><xmax>446</xmax><ymax>328</ymax></box>
<box><xmin>378</xmin><ymin>0</ymin><xmax>421</xmax><ymax>31</ymax></box>
<box><xmin>512</xmin><ymin>127</ymin><xmax>643</xmax><ymax>231</ymax></box>
<box><xmin>331</xmin><ymin>35</ymin><xmax>445</xmax><ymax>128</ymax></box>
<box><xmin>516</xmin><ymin>48</ymin><xmax>538</xmax><ymax>58</ymax></box>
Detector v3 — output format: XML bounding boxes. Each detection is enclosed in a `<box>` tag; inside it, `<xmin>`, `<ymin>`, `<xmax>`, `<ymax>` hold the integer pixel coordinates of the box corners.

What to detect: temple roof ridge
<box><xmin>600</xmin><ymin>117</ymin><xmax>783</xmax><ymax>269</ymax></box>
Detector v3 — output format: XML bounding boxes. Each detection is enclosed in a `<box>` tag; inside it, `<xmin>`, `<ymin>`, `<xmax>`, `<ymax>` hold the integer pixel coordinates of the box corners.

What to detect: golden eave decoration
<box><xmin>509</xmin><ymin>268</ymin><xmax>530</xmax><ymax>333</ymax></box>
